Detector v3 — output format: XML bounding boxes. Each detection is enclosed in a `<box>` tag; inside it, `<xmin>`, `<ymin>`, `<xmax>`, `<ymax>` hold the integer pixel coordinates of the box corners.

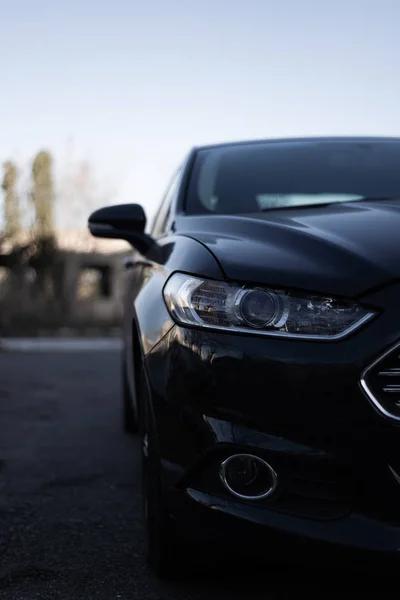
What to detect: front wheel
<box><xmin>122</xmin><ymin>354</ymin><xmax>138</xmax><ymax>434</ymax></box>
<box><xmin>142</xmin><ymin>402</ymin><xmax>191</xmax><ymax>579</ymax></box>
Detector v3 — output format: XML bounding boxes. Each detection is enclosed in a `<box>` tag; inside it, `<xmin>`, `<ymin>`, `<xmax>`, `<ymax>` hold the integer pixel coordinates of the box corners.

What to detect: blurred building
<box><xmin>0</xmin><ymin>228</ymin><xmax>131</xmax><ymax>336</ymax></box>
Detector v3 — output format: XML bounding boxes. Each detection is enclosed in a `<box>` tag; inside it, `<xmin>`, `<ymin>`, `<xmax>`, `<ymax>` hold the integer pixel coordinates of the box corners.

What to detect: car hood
<box><xmin>175</xmin><ymin>200</ymin><xmax>400</xmax><ymax>298</ymax></box>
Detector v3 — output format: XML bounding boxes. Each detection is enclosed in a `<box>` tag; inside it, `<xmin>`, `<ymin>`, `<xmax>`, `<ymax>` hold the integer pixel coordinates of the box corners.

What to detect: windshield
<box><xmin>185</xmin><ymin>139</ymin><xmax>400</xmax><ymax>215</ymax></box>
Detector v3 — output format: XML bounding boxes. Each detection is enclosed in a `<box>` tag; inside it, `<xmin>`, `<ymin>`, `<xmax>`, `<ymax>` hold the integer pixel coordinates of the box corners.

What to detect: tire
<box><xmin>141</xmin><ymin>396</ymin><xmax>191</xmax><ymax>579</ymax></box>
<box><xmin>122</xmin><ymin>354</ymin><xmax>138</xmax><ymax>434</ymax></box>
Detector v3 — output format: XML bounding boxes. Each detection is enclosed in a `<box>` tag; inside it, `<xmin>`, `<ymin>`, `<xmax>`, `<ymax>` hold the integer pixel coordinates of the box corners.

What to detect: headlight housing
<box><xmin>163</xmin><ymin>273</ymin><xmax>375</xmax><ymax>340</ymax></box>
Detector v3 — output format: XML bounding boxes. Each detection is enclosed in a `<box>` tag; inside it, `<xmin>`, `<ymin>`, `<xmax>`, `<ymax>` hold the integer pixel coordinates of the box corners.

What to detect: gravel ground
<box><xmin>0</xmin><ymin>350</ymin><xmax>397</xmax><ymax>599</ymax></box>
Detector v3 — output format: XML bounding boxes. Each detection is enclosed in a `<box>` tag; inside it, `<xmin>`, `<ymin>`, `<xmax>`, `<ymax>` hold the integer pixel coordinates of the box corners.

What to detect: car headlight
<box><xmin>163</xmin><ymin>273</ymin><xmax>375</xmax><ymax>340</ymax></box>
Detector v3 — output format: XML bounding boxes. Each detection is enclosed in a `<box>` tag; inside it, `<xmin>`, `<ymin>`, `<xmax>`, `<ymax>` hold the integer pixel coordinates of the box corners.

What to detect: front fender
<box><xmin>134</xmin><ymin>234</ymin><xmax>223</xmax><ymax>357</ymax></box>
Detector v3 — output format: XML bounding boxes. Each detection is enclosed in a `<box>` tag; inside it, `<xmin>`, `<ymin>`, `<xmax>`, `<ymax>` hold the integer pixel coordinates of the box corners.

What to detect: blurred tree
<box><xmin>58</xmin><ymin>155</ymin><xmax>116</xmax><ymax>230</ymax></box>
<box><xmin>31</xmin><ymin>150</ymin><xmax>55</xmax><ymax>240</ymax></box>
<box><xmin>30</xmin><ymin>150</ymin><xmax>57</xmax><ymax>293</ymax></box>
<box><xmin>2</xmin><ymin>161</ymin><xmax>20</xmax><ymax>241</ymax></box>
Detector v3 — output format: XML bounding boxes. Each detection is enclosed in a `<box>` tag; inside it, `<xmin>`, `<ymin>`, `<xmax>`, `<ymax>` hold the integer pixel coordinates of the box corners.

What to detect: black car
<box><xmin>88</xmin><ymin>137</ymin><xmax>400</xmax><ymax>577</ymax></box>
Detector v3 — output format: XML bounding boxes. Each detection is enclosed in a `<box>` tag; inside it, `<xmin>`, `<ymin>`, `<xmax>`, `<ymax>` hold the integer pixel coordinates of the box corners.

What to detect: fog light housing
<box><xmin>220</xmin><ymin>454</ymin><xmax>278</xmax><ymax>500</ymax></box>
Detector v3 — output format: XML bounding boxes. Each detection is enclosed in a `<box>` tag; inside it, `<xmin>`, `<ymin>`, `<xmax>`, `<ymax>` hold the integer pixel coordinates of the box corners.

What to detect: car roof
<box><xmin>194</xmin><ymin>136</ymin><xmax>400</xmax><ymax>152</ymax></box>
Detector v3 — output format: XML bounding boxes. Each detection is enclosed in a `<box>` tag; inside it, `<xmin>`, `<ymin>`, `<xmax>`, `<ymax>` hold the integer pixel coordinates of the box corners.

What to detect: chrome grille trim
<box><xmin>360</xmin><ymin>342</ymin><xmax>400</xmax><ymax>422</ymax></box>
<box><xmin>378</xmin><ymin>369</ymin><xmax>400</xmax><ymax>376</ymax></box>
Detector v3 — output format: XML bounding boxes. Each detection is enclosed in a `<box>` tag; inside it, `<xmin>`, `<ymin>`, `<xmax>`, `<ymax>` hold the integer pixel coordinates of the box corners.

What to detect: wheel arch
<box><xmin>130</xmin><ymin>313</ymin><xmax>159</xmax><ymax>436</ymax></box>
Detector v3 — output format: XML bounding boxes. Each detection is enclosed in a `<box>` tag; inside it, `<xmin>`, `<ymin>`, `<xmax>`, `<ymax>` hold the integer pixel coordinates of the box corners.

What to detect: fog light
<box><xmin>220</xmin><ymin>454</ymin><xmax>278</xmax><ymax>500</ymax></box>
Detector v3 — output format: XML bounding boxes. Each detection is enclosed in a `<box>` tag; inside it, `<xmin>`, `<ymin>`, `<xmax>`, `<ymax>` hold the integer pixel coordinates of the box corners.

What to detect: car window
<box><xmin>150</xmin><ymin>169</ymin><xmax>181</xmax><ymax>238</ymax></box>
<box><xmin>185</xmin><ymin>140</ymin><xmax>400</xmax><ymax>215</ymax></box>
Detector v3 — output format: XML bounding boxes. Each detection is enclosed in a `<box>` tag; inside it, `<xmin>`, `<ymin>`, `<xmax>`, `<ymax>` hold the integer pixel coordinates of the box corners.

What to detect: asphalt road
<box><xmin>0</xmin><ymin>350</ymin><xmax>397</xmax><ymax>599</ymax></box>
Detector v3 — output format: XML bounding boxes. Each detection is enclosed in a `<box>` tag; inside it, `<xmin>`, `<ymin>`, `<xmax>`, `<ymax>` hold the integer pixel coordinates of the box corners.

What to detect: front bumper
<box><xmin>170</xmin><ymin>488</ymin><xmax>400</xmax><ymax>561</ymax></box>
<box><xmin>144</xmin><ymin>282</ymin><xmax>400</xmax><ymax>556</ymax></box>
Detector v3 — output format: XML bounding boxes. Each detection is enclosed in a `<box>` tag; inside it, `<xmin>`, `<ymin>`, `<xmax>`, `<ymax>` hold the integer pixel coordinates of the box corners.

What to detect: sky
<box><xmin>1</xmin><ymin>0</ymin><xmax>399</xmax><ymax>227</ymax></box>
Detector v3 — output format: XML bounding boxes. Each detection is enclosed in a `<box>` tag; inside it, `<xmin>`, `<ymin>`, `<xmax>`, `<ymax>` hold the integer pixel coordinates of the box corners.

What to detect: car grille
<box><xmin>361</xmin><ymin>342</ymin><xmax>400</xmax><ymax>421</ymax></box>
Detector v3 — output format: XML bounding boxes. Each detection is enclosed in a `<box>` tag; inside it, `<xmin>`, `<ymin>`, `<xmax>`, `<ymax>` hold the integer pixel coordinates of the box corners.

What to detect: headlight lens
<box><xmin>163</xmin><ymin>273</ymin><xmax>375</xmax><ymax>340</ymax></box>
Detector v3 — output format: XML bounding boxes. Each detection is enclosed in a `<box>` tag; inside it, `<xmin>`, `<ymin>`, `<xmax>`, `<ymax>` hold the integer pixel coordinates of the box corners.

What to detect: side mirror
<box><xmin>88</xmin><ymin>204</ymin><xmax>161</xmax><ymax>260</ymax></box>
<box><xmin>89</xmin><ymin>203</ymin><xmax>146</xmax><ymax>235</ymax></box>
